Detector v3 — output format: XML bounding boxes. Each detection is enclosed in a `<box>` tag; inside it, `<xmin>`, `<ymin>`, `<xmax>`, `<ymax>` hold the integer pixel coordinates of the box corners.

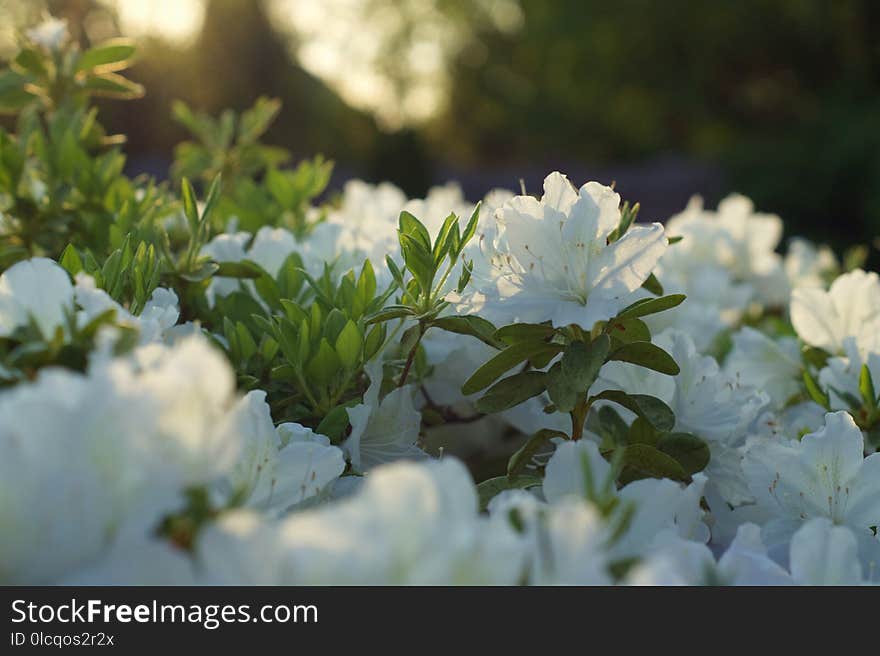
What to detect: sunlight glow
<box><xmin>268</xmin><ymin>0</ymin><xmax>523</xmax><ymax>130</ymax></box>
<box><xmin>113</xmin><ymin>0</ymin><xmax>205</xmax><ymax>46</ymax></box>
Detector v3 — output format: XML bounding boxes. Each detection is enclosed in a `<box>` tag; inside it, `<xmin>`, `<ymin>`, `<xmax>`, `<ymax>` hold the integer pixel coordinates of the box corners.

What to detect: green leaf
<box><xmin>476</xmin><ymin>474</ymin><xmax>542</xmax><ymax>512</ymax></box>
<box><xmin>254</xmin><ymin>273</ymin><xmax>282</xmax><ymax>310</ymax></box>
<box><xmin>365</xmin><ymin>304</ymin><xmax>416</xmax><ymax>324</ymax></box>
<box><xmin>0</xmin><ymin>71</ymin><xmax>34</xmax><ymax>112</ymax></box>
<box><xmin>640</xmin><ymin>273</ymin><xmax>664</xmax><ymax>296</ymax></box>
<box><xmin>214</xmin><ymin>260</ymin><xmax>265</xmax><ymax>278</ymax></box>
<box><xmin>385</xmin><ymin>255</ymin><xmax>405</xmax><ymax>288</ymax></box>
<box><xmin>363</xmin><ymin>323</ymin><xmax>386</xmax><ymax>360</ymax></box>
<box><xmin>432</xmin><ymin>212</ymin><xmax>459</xmax><ymax>264</ymax></box>
<box><xmin>335</xmin><ymin>320</ymin><xmax>363</xmax><ymax>369</ymax></box>
<box><xmin>59</xmin><ymin>244</ymin><xmax>83</xmax><ymax>276</ymax></box>
<box><xmin>620</xmin><ymin>444</ymin><xmax>687</xmax><ymax>483</ymax></box>
<box><xmin>76</xmin><ymin>39</ymin><xmax>136</xmax><ymax>73</ymax></box>
<box><xmin>615</xmin><ymin>294</ymin><xmax>686</xmax><ymax>320</ymax></box>
<box><xmin>356</xmin><ymin>260</ymin><xmax>377</xmax><ymax>307</ymax></box>
<box><xmin>546</xmin><ymin>362</ymin><xmax>579</xmax><ymax>412</ymax></box>
<box><xmin>803</xmin><ymin>370</ymin><xmax>830</xmax><ymax>409</ymax></box>
<box><xmin>431</xmin><ymin>314</ymin><xmax>500</xmax><ymax>348</ymax></box>
<box><xmin>14</xmin><ymin>48</ymin><xmax>48</xmax><ymax>79</ymax></box>
<box><xmin>562</xmin><ymin>335</ymin><xmax>610</xmax><ymax>391</ymax></box>
<box><xmin>595</xmin><ymin>405</ymin><xmax>630</xmax><ymax>447</ymax></box>
<box><xmin>657</xmin><ymin>432</ymin><xmax>710</xmax><ymax>476</ymax></box>
<box><xmin>859</xmin><ymin>364</ymin><xmax>876</xmax><ymax>409</ymax></box>
<box><xmin>627</xmin><ymin>417</ymin><xmax>657</xmax><ymax>446</ymax></box>
<box><xmin>802</xmin><ymin>346</ymin><xmax>830</xmax><ymax>370</ymax></box>
<box><xmin>507</xmin><ymin>429</ymin><xmax>568</xmax><ymax>478</ymax></box>
<box><xmin>316</xmin><ymin>404</ymin><xmax>353</xmax><ymax>442</ymax></box>
<box><xmin>606</xmin><ymin>317</ymin><xmax>651</xmax><ymax>344</ymax></box>
<box><xmin>475</xmin><ymin>371</ymin><xmax>547</xmax><ymax>413</ymax></box>
<box><xmin>495</xmin><ymin>322</ymin><xmax>555</xmax><ymax>345</ymax></box>
<box><xmin>202</xmin><ymin>173</ymin><xmax>223</xmax><ymax>223</ymax></box>
<box><xmin>608</xmin><ymin>341</ymin><xmax>680</xmax><ymax>375</ymax></box>
<box><xmin>456</xmin><ymin>259</ymin><xmax>473</xmax><ymax>293</ymax></box>
<box><xmin>399</xmin><ymin>232</ymin><xmax>435</xmax><ymax>295</ymax></box>
<box><xmin>181</xmin><ymin>177</ymin><xmax>200</xmax><ymax>232</ymax></box>
<box><xmin>398</xmin><ymin>211</ymin><xmax>431</xmax><ymax>251</ymax></box>
<box><xmin>179</xmin><ymin>260</ymin><xmax>219</xmax><ymax>282</ymax></box>
<box><xmin>462</xmin><ymin>341</ymin><xmax>563</xmax><ymax>395</ymax></box>
<box><xmin>590</xmin><ymin>390</ymin><xmax>675</xmax><ymax>432</ymax></box>
<box><xmin>81</xmin><ymin>73</ymin><xmax>144</xmax><ymax>99</ymax></box>
<box><xmin>543</xmin><ymin>336</ymin><xmax>611</xmax><ymax>412</ymax></box>
<box><xmin>238</xmin><ymin>96</ymin><xmax>282</xmax><ymax>144</ymax></box>
<box><xmin>307</xmin><ymin>338</ymin><xmax>341</xmax><ymax>386</ymax></box>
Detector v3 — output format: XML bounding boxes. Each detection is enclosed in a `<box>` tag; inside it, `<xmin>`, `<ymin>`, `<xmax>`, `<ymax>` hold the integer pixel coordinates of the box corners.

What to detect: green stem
<box><xmin>430</xmin><ymin>259</ymin><xmax>456</xmax><ymax>302</ymax></box>
<box><xmin>570</xmin><ymin>397</ymin><xmax>591</xmax><ymax>441</ymax></box>
<box><xmin>399</xmin><ymin>324</ymin><xmax>424</xmax><ymax>387</ymax></box>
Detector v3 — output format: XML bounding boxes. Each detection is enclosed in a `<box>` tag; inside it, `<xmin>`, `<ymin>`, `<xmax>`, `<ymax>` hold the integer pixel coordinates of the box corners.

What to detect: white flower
<box><xmin>644</xmin><ymin>266</ymin><xmax>751</xmax><ymax>351</ymax></box>
<box><xmin>343</xmin><ymin>358</ymin><xmax>425</xmax><ymax>471</ymax></box>
<box><xmin>272</xmin><ymin>424</ymin><xmax>346</xmax><ymax>505</ymax></box>
<box><xmin>789</xmin><ymin>518</ymin><xmax>868</xmax><ymax>585</ymax></box>
<box><xmin>200</xmin><ymin>227</ymin><xmax>308</xmax><ymax>306</ymax></box>
<box><xmin>460</xmin><ymin>172</ymin><xmax>667</xmax><ymax>329</ymax></box>
<box><xmin>0</xmin><ymin>334</ymin><xmax>271</xmax><ymax>584</ymax></box>
<box><xmin>248</xmin><ymin>226</ymin><xmax>299</xmax><ymax>276</ymax></box>
<box><xmin>60</xmin><ymin>535</ymin><xmax>196</xmax><ymax>586</ymax></box>
<box><xmin>139</xmin><ymin>287</ymin><xmax>181</xmax><ymax>340</ymax></box>
<box><xmin>742</xmin><ymin>411</ymin><xmax>880</xmax><ymax>561</ymax></box>
<box><xmin>626</xmin><ymin>535</ymin><xmax>716</xmax><ymax>586</ymax></box>
<box><xmin>784</xmin><ymin>237</ymin><xmax>836</xmax><ymax>290</ymax></box>
<box><xmin>26</xmin><ymin>18</ymin><xmax>68</xmax><ymax>51</ymax></box>
<box><xmin>196</xmin><ymin>458</ymin><xmax>524</xmax><ymax>585</ymax></box>
<box><xmin>791</xmin><ymin>269</ymin><xmax>880</xmax><ymax>356</ymax></box>
<box><xmin>420</xmin><ymin>327</ymin><xmax>496</xmax><ymax>408</ymax></box>
<box><xmin>402</xmin><ymin>182</ymin><xmax>474</xmax><ymax>236</ymax></box>
<box><xmin>0</xmin><ymin>258</ymin><xmax>73</xmax><ymax>339</ymax></box>
<box><xmin>596</xmin><ymin>330</ymin><xmax>769</xmax><ymax>504</ymax></box>
<box><xmin>321</xmin><ymin>180</ymin><xmax>407</xmax><ymax>273</ymax></box>
<box><xmin>199</xmin><ymin>231</ymin><xmax>251</xmax><ymax>303</ymax></box>
<box><xmin>724</xmin><ymin>327</ymin><xmax>802</xmax><ymax>409</ymax></box>
<box><xmin>665</xmin><ymin>193</ymin><xmax>787</xmax><ymax>307</ymax></box>
<box><xmin>74</xmin><ymin>273</ymin><xmax>180</xmax><ymax>344</ymax></box>
<box><xmin>819</xmin><ymin>337</ymin><xmax>880</xmax><ymax>413</ymax></box>
<box><xmin>716</xmin><ymin>523</ymin><xmax>792</xmax><ymax>585</ymax></box>
<box><xmin>527</xmin><ymin>498</ymin><xmax>612</xmax><ymax>585</ymax></box>
<box><xmin>541</xmin><ymin>440</ymin><xmax>709</xmax><ymax>560</ymax></box>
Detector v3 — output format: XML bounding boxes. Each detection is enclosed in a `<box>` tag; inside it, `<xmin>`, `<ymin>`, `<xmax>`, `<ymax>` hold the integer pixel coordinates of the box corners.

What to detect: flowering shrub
<box><xmin>1</xmin><ymin>21</ymin><xmax>878</xmax><ymax>586</ymax></box>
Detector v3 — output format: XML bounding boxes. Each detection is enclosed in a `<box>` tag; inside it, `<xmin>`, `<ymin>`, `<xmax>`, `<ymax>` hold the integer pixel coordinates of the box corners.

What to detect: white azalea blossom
<box><xmin>0</xmin><ymin>335</ymin><xmax>244</xmax><ymax>583</ymax></box>
<box><xmin>724</xmin><ymin>327</ymin><xmax>802</xmax><ymax>409</ymax></box>
<box><xmin>819</xmin><ymin>337</ymin><xmax>880</xmax><ymax>414</ymax></box>
<box><xmin>788</xmin><ymin>518</ymin><xmax>870</xmax><ymax>585</ymax></box>
<box><xmin>742</xmin><ymin>411</ymin><xmax>880</xmax><ymax>565</ymax></box>
<box><xmin>220</xmin><ymin>391</ymin><xmax>346</xmax><ymax>514</ymax></box>
<box><xmin>26</xmin><ymin>17</ymin><xmax>68</xmax><ymax>51</ymax></box>
<box><xmin>791</xmin><ymin>269</ymin><xmax>880</xmax><ymax>356</ymax></box>
<box><xmin>196</xmin><ymin>459</ymin><xmax>524</xmax><ymax>585</ymax></box>
<box><xmin>596</xmin><ymin>330</ymin><xmax>769</xmax><ymax>504</ymax></box>
<box><xmin>0</xmin><ymin>257</ymin><xmax>74</xmax><ymax>339</ymax></box>
<box><xmin>541</xmin><ymin>440</ymin><xmax>709</xmax><ymax>559</ymax></box>
<box><xmin>343</xmin><ymin>358</ymin><xmax>425</xmax><ymax>471</ymax></box>
<box><xmin>74</xmin><ymin>272</ymin><xmax>180</xmax><ymax>344</ymax></box>
<box><xmin>784</xmin><ymin>237</ymin><xmax>837</xmax><ymax>290</ymax></box>
<box><xmin>459</xmin><ymin>172</ymin><xmax>667</xmax><ymax>329</ymax></box>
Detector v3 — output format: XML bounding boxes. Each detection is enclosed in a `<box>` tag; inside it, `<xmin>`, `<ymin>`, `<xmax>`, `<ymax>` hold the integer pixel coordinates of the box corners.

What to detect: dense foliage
<box><xmin>1</xmin><ymin>21</ymin><xmax>878</xmax><ymax>585</ymax></box>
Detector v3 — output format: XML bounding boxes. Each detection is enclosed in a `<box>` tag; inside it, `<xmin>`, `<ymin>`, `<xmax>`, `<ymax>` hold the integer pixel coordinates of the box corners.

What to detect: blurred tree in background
<box><xmin>440</xmin><ymin>0</ymin><xmax>880</xmax><ymax>254</ymax></box>
<box><xmin>2</xmin><ymin>0</ymin><xmax>879</xmax><ymax>258</ymax></box>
